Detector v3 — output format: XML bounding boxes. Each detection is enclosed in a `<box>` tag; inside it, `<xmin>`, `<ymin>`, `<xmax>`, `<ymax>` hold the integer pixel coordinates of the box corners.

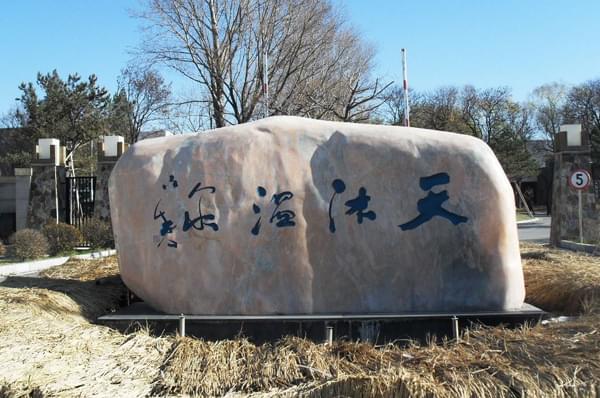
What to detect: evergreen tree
<box><xmin>14</xmin><ymin>70</ymin><xmax>110</xmax><ymax>173</ymax></box>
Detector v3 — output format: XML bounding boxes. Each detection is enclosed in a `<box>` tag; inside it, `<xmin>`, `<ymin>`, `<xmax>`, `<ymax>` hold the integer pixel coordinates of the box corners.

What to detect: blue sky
<box><xmin>344</xmin><ymin>1</ymin><xmax>600</xmax><ymax>99</ymax></box>
<box><xmin>1</xmin><ymin>0</ymin><xmax>599</xmax><ymax>116</ymax></box>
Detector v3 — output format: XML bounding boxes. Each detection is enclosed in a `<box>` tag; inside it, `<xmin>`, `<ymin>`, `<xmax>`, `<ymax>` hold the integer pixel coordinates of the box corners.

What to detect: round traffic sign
<box><xmin>569</xmin><ymin>169</ymin><xmax>592</xmax><ymax>190</ymax></box>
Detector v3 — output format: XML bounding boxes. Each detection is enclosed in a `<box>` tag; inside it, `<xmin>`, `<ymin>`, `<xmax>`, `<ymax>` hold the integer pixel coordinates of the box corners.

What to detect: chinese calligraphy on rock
<box><xmin>153</xmin><ymin>172</ymin><xmax>468</xmax><ymax>249</ymax></box>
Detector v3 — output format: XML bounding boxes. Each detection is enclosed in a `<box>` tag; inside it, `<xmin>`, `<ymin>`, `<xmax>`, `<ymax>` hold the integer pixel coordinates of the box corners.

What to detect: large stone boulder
<box><xmin>109</xmin><ymin>116</ymin><xmax>524</xmax><ymax>315</ymax></box>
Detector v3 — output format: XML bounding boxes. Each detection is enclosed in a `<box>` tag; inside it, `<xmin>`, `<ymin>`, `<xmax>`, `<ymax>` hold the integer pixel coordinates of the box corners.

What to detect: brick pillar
<box><xmin>550</xmin><ymin>125</ymin><xmax>599</xmax><ymax>245</ymax></box>
<box><xmin>95</xmin><ymin>137</ymin><xmax>128</xmax><ymax>222</ymax></box>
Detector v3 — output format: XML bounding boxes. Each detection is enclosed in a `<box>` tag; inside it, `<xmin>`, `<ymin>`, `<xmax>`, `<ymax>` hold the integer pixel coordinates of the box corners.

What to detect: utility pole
<box><xmin>401</xmin><ymin>48</ymin><xmax>410</xmax><ymax>127</ymax></box>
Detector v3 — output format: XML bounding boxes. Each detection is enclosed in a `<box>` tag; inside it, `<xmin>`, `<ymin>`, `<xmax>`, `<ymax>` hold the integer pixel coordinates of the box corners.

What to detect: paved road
<box><xmin>518</xmin><ymin>215</ymin><xmax>551</xmax><ymax>243</ymax></box>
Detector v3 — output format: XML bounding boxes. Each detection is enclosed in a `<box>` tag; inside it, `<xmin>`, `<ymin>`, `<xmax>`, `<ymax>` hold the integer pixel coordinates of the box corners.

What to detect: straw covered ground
<box><xmin>521</xmin><ymin>242</ymin><xmax>600</xmax><ymax>315</ymax></box>
<box><xmin>0</xmin><ymin>244</ymin><xmax>598</xmax><ymax>397</ymax></box>
<box><xmin>0</xmin><ymin>257</ymin><xmax>171</xmax><ymax>397</ymax></box>
<box><xmin>153</xmin><ymin>317</ymin><xmax>600</xmax><ymax>397</ymax></box>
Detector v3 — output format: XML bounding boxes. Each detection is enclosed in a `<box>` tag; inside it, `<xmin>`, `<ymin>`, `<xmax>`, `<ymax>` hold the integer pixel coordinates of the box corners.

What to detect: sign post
<box><xmin>568</xmin><ymin>169</ymin><xmax>592</xmax><ymax>243</ymax></box>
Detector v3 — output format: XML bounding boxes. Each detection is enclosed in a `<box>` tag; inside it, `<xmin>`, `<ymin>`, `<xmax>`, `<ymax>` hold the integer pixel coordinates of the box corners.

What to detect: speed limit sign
<box><xmin>569</xmin><ymin>169</ymin><xmax>591</xmax><ymax>190</ymax></box>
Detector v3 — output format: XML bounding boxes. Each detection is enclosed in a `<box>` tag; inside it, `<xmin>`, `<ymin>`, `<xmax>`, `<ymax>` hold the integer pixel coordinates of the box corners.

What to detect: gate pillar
<box><xmin>27</xmin><ymin>139</ymin><xmax>66</xmax><ymax>228</ymax></box>
<box><xmin>95</xmin><ymin>136</ymin><xmax>128</xmax><ymax>222</ymax></box>
<box><xmin>550</xmin><ymin>124</ymin><xmax>599</xmax><ymax>245</ymax></box>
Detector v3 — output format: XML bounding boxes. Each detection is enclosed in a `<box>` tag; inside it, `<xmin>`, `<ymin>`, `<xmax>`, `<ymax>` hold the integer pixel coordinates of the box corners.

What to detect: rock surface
<box><xmin>109</xmin><ymin>116</ymin><xmax>524</xmax><ymax>315</ymax></box>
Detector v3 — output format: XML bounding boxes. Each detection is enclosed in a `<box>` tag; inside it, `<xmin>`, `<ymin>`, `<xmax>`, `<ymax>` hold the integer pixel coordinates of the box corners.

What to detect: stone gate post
<box><xmin>27</xmin><ymin>138</ymin><xmax>66</xmax><ymax>228</ymax></box>
<box><xmin>14</xmin><ymin>167</ymin><xmax>32</xmax><ymax>231</ymax></box>
<box><xmin>550</xmin><ymin>124</ymin><xmax>599</xmax><ymax>245</ymax></box>
<box><xmin>95</xmin><ymin>136</ymin><xmax>128</xmax><ymax>222</ymax></box>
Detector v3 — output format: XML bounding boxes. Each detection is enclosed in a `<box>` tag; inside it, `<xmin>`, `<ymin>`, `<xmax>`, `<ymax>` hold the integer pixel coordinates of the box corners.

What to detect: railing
<box><xmin>65</xmin><ymin>176</ymin><xmax>96</xmax><ymax>243</ymax></box>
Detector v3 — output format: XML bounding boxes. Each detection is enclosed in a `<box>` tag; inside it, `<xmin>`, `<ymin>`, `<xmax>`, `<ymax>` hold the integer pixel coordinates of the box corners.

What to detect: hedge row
<box><xmin>3</xmin><ymin>219</ymin><xmax>113</xmax><ymax>260</ymax></box>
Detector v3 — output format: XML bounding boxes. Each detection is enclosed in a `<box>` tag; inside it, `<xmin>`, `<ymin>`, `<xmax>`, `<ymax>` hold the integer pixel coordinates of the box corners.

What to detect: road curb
<box><xmin>0</xmin><ymin>249</ymin><xmax>117</xmax><ymax>276</ymax></box>
<box><xmin>0</xmin><ymin>256</ymin><xmax>70</xmax><ymax>276</ymax></box>
<box><xmin>517</xmin><ymin>217</ymin><xmax>539</xmax><ymax>225</ymax></box>
<box><xmin>559</xmin><ymin>240</ymin><xmax>599</xmax><ymax>256</ymax></box>
<box><xmin>71</xmin><ymin>249</ymin><xmax>117</xmax><ymax>260</ymax></box>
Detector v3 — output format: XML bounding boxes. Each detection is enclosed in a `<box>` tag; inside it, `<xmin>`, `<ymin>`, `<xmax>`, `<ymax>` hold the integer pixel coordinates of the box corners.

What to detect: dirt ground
<box><xmin>0</xmin><ymin>245</ymin><xmax>598</xmax><ymax>397</ymax></box>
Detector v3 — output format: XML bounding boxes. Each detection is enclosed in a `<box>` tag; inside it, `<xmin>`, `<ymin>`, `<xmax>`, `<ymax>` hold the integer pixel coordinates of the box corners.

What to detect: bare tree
<box><xmin>564</xmin><ymin>79</ymin><xmax>600</xmax><ymax>131</ymax></box>
<box><xmin>137</xmin><ymin>0</ymin><xmax>386</xmax><ymax>126</ymax></box>
<box><xmin>564</xmin><ymin>79</ymin><xmax>600</xmax><ymax>164</ymax></box>
<box><xmin>166</xmin><ymin>93</ymin><xmax>213</xmax><ymax>132</ymax></box>
<box><xmin>460</xmin><ymin>86</ymin><xmax>515</xmax><ymax>143</ymax></box>
<box><xmin>531</xmin><ymin>82</ymin><xmax>567</xmax><ymax>151</ymax></box>
<box><xmin>399</xmin><ymin>86</ymin><xmax>464</xmax><ymax>132</ymax></box>
<box><xmin>383</xmin><ymin>85</ymin><xmax>465</xmax><ymax>132</ymax></box>
<box><xmin>116</xmin><ymin>65</ymin><xmax>172</xmax><ymax>142</ymax></box>
<box><xmin>384</xmin><ymin>84</ymin><xmax>536</xmax><ymax>178</ymax></box>
<box><xmin>460</xmin><ymin>86</ymin><xmax>536</xmax><ymax>178</ymax></box>
<box><xmin>383</xmin><ymin>86</ymin><xmax>423</xmax><ymax>126</ymax></box>
<box><xmin>0</xmin><ymin>107</ymin><xmax>21</xmax><ymax>128</ymax></box>
<box><xmin>320</xmin><ymin>43</ymin><xmax>392</xmax><ymax>122</ymax></box>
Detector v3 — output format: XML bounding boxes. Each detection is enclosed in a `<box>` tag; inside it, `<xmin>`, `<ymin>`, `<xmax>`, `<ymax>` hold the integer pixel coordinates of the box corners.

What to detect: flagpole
<box><xmin>401</xmin><ymin>48</ymin><xmax>410</xmax><ymax>127</ymax></box>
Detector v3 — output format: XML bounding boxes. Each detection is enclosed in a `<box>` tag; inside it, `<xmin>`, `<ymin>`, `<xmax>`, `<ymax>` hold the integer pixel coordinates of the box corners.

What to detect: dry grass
<box><xmin>2</xmin><ymin>256</ymin><xmax>124</xmax><ymax>320</ymax></box>
<box><xmin>39</xmin><ymin>255</ymin><xmax>120</xmax><ymax>281</ymax></box>
<box><xmin>150</xmin><ymin>244</ymin><xmax>600</xmax><ymax>397</ymax></box>
<box><xmin>0</xmin><ymin>382</ymin><xmax>44</xmax><ymax>398</ymax></box>
<box><xmin>1</xmin><ymin>247</ymin><xmax>599</xmax><ymax>397</ymax></box>
<box><xmin>0</xmin><ymin>256</ymin><xmax>172</xmax><ymax>397</ymax></box>
<box><xmin>522</xmin><ymin>242</ymin><xmax>600</xmax><ymax>315</ymax></box>
<box><xmin>152</xmin><ymin>318</ymin><xmax>600</xmax><ymax>397</ymax></box>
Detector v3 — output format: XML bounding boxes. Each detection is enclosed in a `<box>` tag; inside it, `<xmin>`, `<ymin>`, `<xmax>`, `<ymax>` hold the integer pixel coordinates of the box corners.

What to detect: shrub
<box><xmin>0</xmin><ymin>241</ymin><xmax>5</xmax><ymax>256</ymax></box>
<box><xmin>9</xmin><ymin>229</ymin><xmax>49</xmax><ymax>260</ymax></box>
<box><xmin>81</xmin><ymin>218</ymin><xmax>113</xmax><ymax>249</ymax></box>
<box><xmin>43</xmin><ymin>222</ymin><xmax>82</xmax><ymax>255</ymax></box>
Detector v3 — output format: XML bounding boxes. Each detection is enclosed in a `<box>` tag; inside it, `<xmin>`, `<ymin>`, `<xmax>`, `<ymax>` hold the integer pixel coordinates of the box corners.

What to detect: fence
<box><xmin>65</xmin><ymin>176</ymin><xmax>96</xmax><ymax>232</ymax></box>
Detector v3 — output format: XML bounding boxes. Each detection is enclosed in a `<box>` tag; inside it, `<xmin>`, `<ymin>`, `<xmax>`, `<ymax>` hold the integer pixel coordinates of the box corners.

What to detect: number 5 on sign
<box><xmin>569</xmin><ymin>169</ymin><xmax>591</xmax><ymax>190</ymax></box>
<box><xmin>568</xmin><ymin>169</ymin><xmax>591</xmax><ymax>244</ymax></box>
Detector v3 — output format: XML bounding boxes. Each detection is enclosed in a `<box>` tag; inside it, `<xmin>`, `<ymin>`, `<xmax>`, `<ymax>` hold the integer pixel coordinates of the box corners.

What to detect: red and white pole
<box><xmin>401</xmin><ymin>48</ymin><xmax>410</xmax><ymax>127</ymax></box>
<box><xmin>263</xmin><ymin>49</ymin><xmax>269</xmax><ymax>118</ymax></box>
<box><xmin>260</xmin><ymin>0</ymin><xmax>269</xmax><ymax>119</ymax></box>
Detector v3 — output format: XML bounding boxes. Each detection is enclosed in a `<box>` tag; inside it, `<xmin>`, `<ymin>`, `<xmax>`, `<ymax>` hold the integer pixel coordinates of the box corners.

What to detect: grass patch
<box><xmin>516</xmin><ymin>212</ymin><xmax>534</xmax><ymax>221</ymax></box>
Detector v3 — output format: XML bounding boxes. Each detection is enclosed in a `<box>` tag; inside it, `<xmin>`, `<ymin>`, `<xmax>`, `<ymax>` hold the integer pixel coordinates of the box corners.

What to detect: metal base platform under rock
<box><xmin>98</xmin><ymin>303</ymin><xmax>545</xmax><ymax>344</ymax></box>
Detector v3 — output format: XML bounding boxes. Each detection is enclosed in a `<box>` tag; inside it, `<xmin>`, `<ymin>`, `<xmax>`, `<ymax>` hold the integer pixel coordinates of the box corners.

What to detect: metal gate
<box><xmin>65</xmin><ymin>176</ymin><xmax>96</xmax><ymax>229</ymax></box>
